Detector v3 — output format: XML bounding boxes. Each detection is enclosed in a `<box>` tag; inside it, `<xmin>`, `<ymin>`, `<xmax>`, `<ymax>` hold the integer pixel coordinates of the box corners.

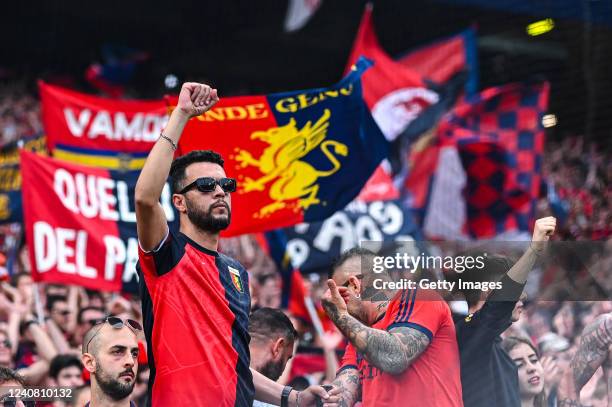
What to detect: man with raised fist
<box><xmin>135</xmin><ymin>83</ymin><xmax>334</xmax><ymax>407</ymax></box>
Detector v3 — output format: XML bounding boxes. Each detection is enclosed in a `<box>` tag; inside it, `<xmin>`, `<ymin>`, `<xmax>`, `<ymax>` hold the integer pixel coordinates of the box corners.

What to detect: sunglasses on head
<box><xmin>84</xmin><ymin>316</ymin><xmax>143</xmax><ymax>354</ymax></box>
<box><xmin>179</xmin><ymin>177</ymin><xmax>236</xmax><ymax>194</ymax></box>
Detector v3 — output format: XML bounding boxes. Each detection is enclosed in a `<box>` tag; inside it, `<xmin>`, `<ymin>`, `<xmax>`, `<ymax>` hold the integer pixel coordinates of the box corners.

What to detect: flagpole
<box><xmin>304</xmin><ymin>296</ymin><xmax>324</xmax><ymax>338</ymax></box>
<box><xmin>33</xmin><ymin>283</ymin><xmax>45</xmax><ymax>325</ymax></box>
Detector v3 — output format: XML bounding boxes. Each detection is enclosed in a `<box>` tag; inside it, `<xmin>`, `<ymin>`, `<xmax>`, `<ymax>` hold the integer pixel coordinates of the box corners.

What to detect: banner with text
<box><xmin>21</xmin><ymin>151</ymin><xmax>176</xmax><ymax>291</ymax></box>
<box><xmin>0</xmin><ymin>135</ymin><xmax>47</xmax><ymax>224</ymax></box>
<box><xmin>172</xmin><ymin>57</ymin><xmax>388</xmax><ymax>236</ymax></box>
<box><xmin>39</xmin><ymin>81</ymin><xmax>167</xmax><ymax>170</ymax></box>
<box><xmin>282</xmin><ymin>200</ymin><xmax>422</xmax><ymax>274</ymax></box>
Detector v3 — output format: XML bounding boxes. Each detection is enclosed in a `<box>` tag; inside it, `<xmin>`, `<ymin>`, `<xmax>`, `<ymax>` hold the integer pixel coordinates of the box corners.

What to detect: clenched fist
<box><xmin>532</xmin><ymin>216</ymin><xmax>556</xmax><ymax>242</ymax></box>
<box><xmin>177</xmin><ymin>82</ymin><xmax>219</xmax><ymax>118</ymax></box>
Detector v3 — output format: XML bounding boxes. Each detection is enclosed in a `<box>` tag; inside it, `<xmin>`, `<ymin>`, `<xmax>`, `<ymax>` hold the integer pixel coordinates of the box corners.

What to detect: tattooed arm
<box><xmin>336</xmin><ymin>313</ymin><xmax>429</xmax><ymax>375</ymax></box>
<box><xmin>557</xmin><ymin>313</ymin><xmax>611</xmax><ymax>407</ymax></box>
<box><xmin>331</xmin><ymin>368</ymin><xmax>361</xmax><ymax>407</ymax></box>
<box><xmin>323</xmin><ymin>281</ymin><xmax>430</xmax><ymax>375</ymax></box>
<box><xmin>571</xmin><ymin>313</ymin><xmax>612</xmax><ymax>391</ymax></box>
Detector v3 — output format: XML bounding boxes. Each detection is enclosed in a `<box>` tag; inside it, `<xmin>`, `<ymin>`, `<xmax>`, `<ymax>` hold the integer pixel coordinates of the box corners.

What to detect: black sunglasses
<box><xmin>179</xmin><ymin>177</ymin><xmax>236</xmax><ymax>194</ymax></box>
<box><xmin>84</xmin><ymin>316</ymin><xmax>143</xmax><ymax>354</ymax></box>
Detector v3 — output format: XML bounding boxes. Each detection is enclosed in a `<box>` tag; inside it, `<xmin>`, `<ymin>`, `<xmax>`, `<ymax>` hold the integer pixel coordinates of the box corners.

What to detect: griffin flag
<box><xmin>171</xmin><ymin>57</ymin><xmax>388</xmax><ymax>236</ymax></box>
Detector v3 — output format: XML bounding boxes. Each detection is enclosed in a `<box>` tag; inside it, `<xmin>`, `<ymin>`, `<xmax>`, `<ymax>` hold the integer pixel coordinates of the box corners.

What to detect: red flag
<box><xmin>39</xmin><ymin>81</ymin><xmax>167</xmax><ymax>169</ymax></box>
<box><xmin>346</xmin><ymin>4</ymin><xmax>439</xmax><ymax>142</ymax></box>
<box><xmin>19</xmin><ymin>151</ymin><xmax>177</xmax><ymax>291</ymax></box>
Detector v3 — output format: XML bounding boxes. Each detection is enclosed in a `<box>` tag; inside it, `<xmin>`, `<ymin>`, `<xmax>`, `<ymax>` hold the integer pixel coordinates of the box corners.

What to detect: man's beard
<box><xmin>94</xmin><ymin>365</ymin><xmax>135</xmax><ymax>401</ymax></box>
<box><xmin>259</xmin><ymin>359</ymin><xmax>285</xmax><ymax>382</ymax></box>
<box><xmin>185</xmin><ymin>197</ymin><xmax>231</xmax><ymax>232</ymax></box>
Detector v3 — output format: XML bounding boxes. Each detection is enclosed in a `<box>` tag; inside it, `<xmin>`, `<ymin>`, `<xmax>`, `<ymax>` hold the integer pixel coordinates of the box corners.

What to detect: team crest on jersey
<box><xmin>228</xmin><ymin>267</ymin><xmax>244</xmax><ymax>293</ymax></box>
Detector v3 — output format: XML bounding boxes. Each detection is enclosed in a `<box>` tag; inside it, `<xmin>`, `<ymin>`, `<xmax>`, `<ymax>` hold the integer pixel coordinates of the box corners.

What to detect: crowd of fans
<box><xmin>0</xmin><ymin>85</ymin><xmax>610</xmax><ymax>406</ymax></box>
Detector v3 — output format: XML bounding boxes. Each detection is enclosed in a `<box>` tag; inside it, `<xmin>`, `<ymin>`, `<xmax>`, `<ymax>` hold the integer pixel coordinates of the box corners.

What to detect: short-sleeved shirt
<box><xmin>338</xmin><ymin>289</ymin><xmax>463</xmax><ymax>407</ymax></box>
<box><xmin>138</xmin><ymin>229</ymin><xmax>253</xmax><ymax>407</ymax></box>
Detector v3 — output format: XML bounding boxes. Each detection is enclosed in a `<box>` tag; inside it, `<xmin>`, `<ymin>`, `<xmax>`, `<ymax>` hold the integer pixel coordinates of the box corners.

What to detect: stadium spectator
<box><xmin>249</xmin><ymin>307</ymin><xmax>298</xmax><ymax>381</ymax></box>
<box><xmin>48</xmin><ymin>354</ymin><xmax>85</xmax><ymax>407</ymax></box>
<box><xmin>49</xmin><ymin>354</ymin><xmax>84</xmax><ymax>388</ymax></box>
<box><xmin>135</xmin><ymin>82</ymin><xmax>333</xmax><ymax>407</ymax></box>
<box><xmin>81</xmin><ymin>317</ymin><xmax>141</xmax><ymax>407</ymax></box>
<box><xmin>0</xmin><ymin>365</ymin><xmax>28</xmax><ymax>407</ymax></box>
<box><xmin>324</xmin><ymin>248</ymin><xmax>463</xmax><ymax>407</ymax></box>
<box><xmin>250</xmin><ymin>308</ymin><xmax>298</xmax><ymax>407</ymax></box>
<box><xmin>455</xmin><ymin>217</ymin><xmax>556</xmax><ymax>407</ymax></box>
<box><xmin>502</xmin><ymin>337</ymin><xmax>547</xmax><ymax>407</ymax></box>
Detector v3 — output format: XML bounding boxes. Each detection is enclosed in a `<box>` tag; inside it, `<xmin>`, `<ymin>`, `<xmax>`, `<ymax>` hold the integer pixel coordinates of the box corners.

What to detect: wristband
<box><xmin>159</xmin><ymin>132</ymin><xmax>177</xmax><ymax>151</ymax></box>
<box><xmin>281</xmin><ymin>385</ymin><xmax>293</xmax><ymax>407</ymax></box>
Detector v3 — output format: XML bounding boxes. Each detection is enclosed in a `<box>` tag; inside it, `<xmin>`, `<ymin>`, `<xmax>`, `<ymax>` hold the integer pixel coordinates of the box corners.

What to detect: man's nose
<box><xmin>213</xmin><ymin>183</ymin><xmax>226</xmax><ymax>198</ymax></box>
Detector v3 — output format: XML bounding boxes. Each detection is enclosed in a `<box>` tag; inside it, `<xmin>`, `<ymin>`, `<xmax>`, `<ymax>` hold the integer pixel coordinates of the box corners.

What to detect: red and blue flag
<box><xmin>173</xmin><ymin>57</ymin><xmax>388</xmax><ymax>236</ymax></box>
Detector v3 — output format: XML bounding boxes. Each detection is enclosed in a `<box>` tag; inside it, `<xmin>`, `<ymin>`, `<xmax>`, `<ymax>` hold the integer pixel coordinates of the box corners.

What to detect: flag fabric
<box><xmin>356</xmin><ymin>163</ymin><xmax>399</xmax><ymax>203</ymax></box>
<box><xmin>281</xmin><ymin>199</ymin><xmax>422</xmax><ymax>274</ymax></box>
<box><xmin>85</xmin><ymin>45</ymin><xmax>149</xmax><ymax>98</ymax></box>
<box><xmin>263</xmin><ymin>229</ymin><xmax>334</xmax><ymax>331</ymax></box>
<box><xmin>0</xmin><ymin>134</ymin><xmax>47</xmax><ymax>224</ymax></box>
<box><xmin>284</xmin><ymin>0</ymin><xmax>322</xmax><ymax>32</ymax></box>
<box><xmin>397</xmin><ymin>28</ymin><xmax>479</xmax><ymax>97</ymax></box>
<box><xmin>346</xmin><ymin>5</ymin><xmax>437</xmax><ymax>142</ymax></box>
<box><xmin>404</xmin><ymin>82</ymin><xmax>550</xmax><ymax>239</ymax></box>
<box><xmin>39</xmin><ymin>81</ymin><xmax>167</xmax><ymax>170</ymax></box>
<box><xmin>172</xmin><ymin>57</ymin><xmax>388</xmax><ymax>236</ymax></box>
<box><xmin>20</xmin><ymin>151</ymin><xmax>177</xmax><ymax>292</ymax></box>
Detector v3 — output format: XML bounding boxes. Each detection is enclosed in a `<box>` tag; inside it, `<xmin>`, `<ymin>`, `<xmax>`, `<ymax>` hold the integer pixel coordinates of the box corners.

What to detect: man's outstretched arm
<box><xmin>135</xmin><ymin>83</ymin><xmax>218</xmax><ymax>250</ymax></box>
<box><xmin>323</xmin><ymin>280</ymin><xmax>430</xmax><ymax>375</ymax></box>
<box><xmin>506</xmin><ymin>216</ymin><xmax>556</xmax><ymax>284</ymax></box>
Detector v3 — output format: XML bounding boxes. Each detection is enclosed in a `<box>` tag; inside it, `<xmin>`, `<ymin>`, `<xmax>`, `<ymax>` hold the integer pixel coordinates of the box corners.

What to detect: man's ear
<box><xmin>271</xmin><ymin>337</ymin><xmax>285</xmax><ymax>359</ymax></box>
<box><xmin>81</xmin><ymin>353</ymin><xmax>96</xmax><ymax>373</ymax></box>
<box><xmin>348</xmin><ymin>275</ymin><xmax>362</xmax><ymax>293</ymax></box>
<box><xmin>172</xmin><ymin>194</ymin><xmax>187</xmax><ymax>213</ymax></box>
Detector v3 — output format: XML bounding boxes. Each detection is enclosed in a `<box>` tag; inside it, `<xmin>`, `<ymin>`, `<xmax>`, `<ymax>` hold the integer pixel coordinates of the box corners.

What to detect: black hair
<box><xmin>49</xmin><ymin>354</ymin><xmax>83</xmax><ymax>379</ymax></box>
<box><xmin>249</xmin><ymin>308</ymin><xmax>297</xmax><ymax>343</ymax></box>
<box><xmin>329</xmin><ymin>247</ymin><xmax>377</xmax><ymax>279</ymax></box>
<box><xmin>0</xmin><ymin>366</ymin><xmax>25</xmax><ymax>385</ymax></box>
<box><xmin>457</xmin><ymin>253</ymin><xmax>514</xmax><ymax>307</ymax></box>
<box><xmin>46</xmin><ymin>295</ymin><xmax>68</xmax><ymax>313</ymax></box>
<box><xmin>77</xmin><ymin>306</ymin><xmax>105</xmax><ymax>324</ymax></box>
<box><xmin>169</xmin><ymin>150</ymin><xmax>225</xmax><ymax>194</ymax></box>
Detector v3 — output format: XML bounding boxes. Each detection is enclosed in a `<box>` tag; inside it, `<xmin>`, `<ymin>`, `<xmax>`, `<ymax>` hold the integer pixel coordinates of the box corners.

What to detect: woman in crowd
<box><xmin>503</xmin><ymin>336</ymin><xmax>548</xmax><ymax>407</ymax></box>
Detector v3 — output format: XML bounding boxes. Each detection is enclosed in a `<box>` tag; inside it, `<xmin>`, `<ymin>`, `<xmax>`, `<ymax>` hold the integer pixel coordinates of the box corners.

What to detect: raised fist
<box><xmin>177</xmin><ymin>82</ymin><xmax>219</xmax><ymax>118</ymax></box>
<box><xmin>532</xmin><ymin>216</ymin><xmax>556</xmax><ymax>242</ymax></box>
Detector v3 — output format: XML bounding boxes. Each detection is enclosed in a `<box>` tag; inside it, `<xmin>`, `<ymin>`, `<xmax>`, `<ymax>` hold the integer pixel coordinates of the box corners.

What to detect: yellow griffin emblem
<box><xmin>232</xmin><ymin>109</ymin><xmax>348</xmax><ymax>218</ymax></box>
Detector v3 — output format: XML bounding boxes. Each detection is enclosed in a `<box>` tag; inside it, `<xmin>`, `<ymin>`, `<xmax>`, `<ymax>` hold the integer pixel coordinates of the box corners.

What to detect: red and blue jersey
<box><xmin>138</xmin><ymin>229</ymin><xmax>253</xmax><ymax>407</ymax></box>
<box><xmin>339</xmin><ymin>289</ymin><xmax>463</xmax><ymax>407</ymax></box>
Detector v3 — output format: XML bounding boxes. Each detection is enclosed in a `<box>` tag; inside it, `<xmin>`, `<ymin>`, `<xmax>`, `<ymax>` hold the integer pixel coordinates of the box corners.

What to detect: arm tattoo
<box><xmin>570</xmin><ymin>313</ymin><xmax>612</xmax><ymax>391</ymax></box>
<box><xmin>332</xmin><ymin>368</ymin><xmax>361</xmax><ymax>407</ymax></box>
<box><xmin>329</xmin><ymin>306</ymin><xmax>430</xmax><ymax>374</ymax></box>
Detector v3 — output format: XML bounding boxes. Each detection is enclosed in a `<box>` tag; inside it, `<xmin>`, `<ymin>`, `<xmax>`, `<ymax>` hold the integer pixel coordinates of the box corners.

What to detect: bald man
<box><xmin>81</xmin><ymin>317</ymin><xmax>141</xmax><ymax>407</ymax></box>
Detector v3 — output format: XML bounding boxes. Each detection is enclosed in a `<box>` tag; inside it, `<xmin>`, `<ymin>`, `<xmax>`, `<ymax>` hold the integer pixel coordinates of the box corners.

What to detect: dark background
<box><xmin>1</xmin><ymin>0</ymin><xmax>611</xmax><ymax>143</ymax></box>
